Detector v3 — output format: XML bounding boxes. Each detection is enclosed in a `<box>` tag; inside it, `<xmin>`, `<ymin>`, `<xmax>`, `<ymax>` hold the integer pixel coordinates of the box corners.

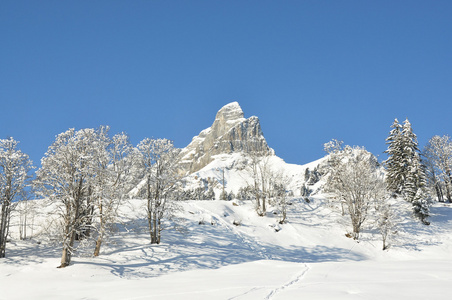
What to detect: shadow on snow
<box><xmin>74</xmin><ymin>215</ymin><xmax>365</xmax><ymax>279</ymax></box>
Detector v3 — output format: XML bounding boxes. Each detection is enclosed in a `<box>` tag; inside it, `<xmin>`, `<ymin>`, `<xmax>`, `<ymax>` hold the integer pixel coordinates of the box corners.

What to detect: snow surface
<box><xmin>2</xmin><ymin>195</ymin><xmax>452</xmax><ymax>299</ymax></box>
<box><xmin>185</xmin><ymin>153</ymin><xmax>317</xmax><ymax>196</ymax></box>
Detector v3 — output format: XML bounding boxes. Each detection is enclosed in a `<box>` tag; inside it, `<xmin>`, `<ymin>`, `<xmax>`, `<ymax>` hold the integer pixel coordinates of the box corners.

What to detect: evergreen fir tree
<box><xmin>412</xmin><ymin>187</ymin><xmax>431</xmax><ymax>225</ymax></box>
<box><xmin>400</xmin><ymin>119</ymin><xmax>423</xmax><ymax>201</ymax></box>
<box><xmin>384</xmin><ymin>119</ymin><xmax>404</xmax><ymax>195</ymax></box>
<box><xmin>384</xmin><ymin>118</ymin><xmax>430</xmax><ymax>223</ymax></box>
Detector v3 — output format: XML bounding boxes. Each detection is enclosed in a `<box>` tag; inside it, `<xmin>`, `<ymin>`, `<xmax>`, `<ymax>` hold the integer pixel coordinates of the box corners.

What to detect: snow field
<box><xmin>1</xmin><ymin>198</ymin><xmax>452</xmax><ymax>299</ymax></box>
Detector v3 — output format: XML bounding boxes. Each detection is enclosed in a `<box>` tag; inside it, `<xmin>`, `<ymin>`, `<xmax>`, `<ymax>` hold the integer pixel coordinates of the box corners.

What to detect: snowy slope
<box><xmin>184</xmin><ymin>152</ymin><xmax>327</xmax><ymax>197</ymax></box>
<box><xmin>1</xmin><ymin>196</ymin><xmax>452</xmax><ymax>299</ymax></box>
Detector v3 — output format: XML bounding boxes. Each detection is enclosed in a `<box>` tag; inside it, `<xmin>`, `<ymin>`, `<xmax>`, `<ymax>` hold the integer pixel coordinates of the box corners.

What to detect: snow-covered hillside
<box><xmin>183</xmin><ymin>153</ymin><xmax>326</xmax><ymax>197</ymax></box>
<box><xmin>1</xmin><ymin>195</ymin><xmax>452</xmax><ymax>299</ymax></box>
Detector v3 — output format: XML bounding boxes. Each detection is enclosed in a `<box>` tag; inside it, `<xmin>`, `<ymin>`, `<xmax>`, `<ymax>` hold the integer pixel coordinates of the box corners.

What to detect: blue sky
<box><xmin>1</xmin><ymin>1</ymin><xmax>451</xmax><ymax>166</ymax></box>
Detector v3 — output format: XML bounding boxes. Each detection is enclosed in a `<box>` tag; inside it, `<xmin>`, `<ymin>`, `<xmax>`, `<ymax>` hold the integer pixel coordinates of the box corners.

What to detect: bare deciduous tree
<box><xmin>135</xmin><ymin>138</ymin><xmax>181</xmax><ymax>244</ymax></box>
<box><xmin>269</xmin><ymin>171</ymin><xmax>290</xmax><ymax>224</ymax></box>
<box><xmin>92</xmin><ymin>130</ymin><xmax>133</xmax><ymax>256</ymax></box>
<box><xmin>423</xmin><ymin>135</ymin><xmax>452</xmax><ymax>202</ymax></box>
<box><xmin>0</xmin><ymin>138</ymin><xmax>33</xmax><ymax>258</ymax></box>
<box><xmin>375</xmin><ymin>199</ymin><xmax>396</xmax><ymax>250</ymax></box>
<box><xmin>325</xmin><ymin>142</ymin><xmax>386</xmax><ymax>240</ymax></box>
<box><xmin>248</xmin><ymin>153</ymin><xmax>273</xmax><ymax>216</ymax></box>
<box><xmin>36</xmin><ymin>128</ymin><xmax>100</xmax><ymax>267</ymax></box>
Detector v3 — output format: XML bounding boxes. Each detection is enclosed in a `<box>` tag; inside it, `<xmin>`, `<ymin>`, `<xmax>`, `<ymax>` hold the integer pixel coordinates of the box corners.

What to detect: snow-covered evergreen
<box><xmin>384</xmin><ymin>118</ymin><xmax>404</xmax><ymax>195</ymax></box>
<box><xmin>384</xmin><ymin>119</ymin><xmax>430</xmax><ymax>223</ymax></box>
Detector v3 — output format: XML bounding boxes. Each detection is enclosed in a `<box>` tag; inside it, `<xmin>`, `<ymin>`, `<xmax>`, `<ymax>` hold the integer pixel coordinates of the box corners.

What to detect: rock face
<box><xmin>179</xmin><ymin>102</ymin><xmax>273</xmax><ymax>174</ymax></box>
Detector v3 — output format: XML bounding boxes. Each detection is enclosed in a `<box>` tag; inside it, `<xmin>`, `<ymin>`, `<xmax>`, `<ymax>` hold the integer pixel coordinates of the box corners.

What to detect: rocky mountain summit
<box><xmin>179</xmin><ymin>102</ymin><xmax>273</xmax><ymax>174</ymax></box>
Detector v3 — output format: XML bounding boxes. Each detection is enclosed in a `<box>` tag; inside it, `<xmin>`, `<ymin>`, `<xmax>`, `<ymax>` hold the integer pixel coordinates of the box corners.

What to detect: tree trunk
<box><xmin>0</xmin><ymin>189</ymin><xmax>11</xmax><ymax>258</ymax></box>
<box><xmin>60</xmin><ymin>180</ymin><xmax>83</xmax><ymax>268</ymax></box>
<box><xmin>157</xmin><ymin>218</ymin><xmax>161</xmax><ymax>244</ymax></box>
<box><xmin>60</xmin><ymin>247</ymin><xmax>70</xmax><ymax>268</ymax></box>
<box><xmin>93</xmin><ymin>236</ymin><xmax>102</xmax><ymax>257</ymax></box>
<box><xmin>447</xmin><ymin>170</ymin><xmax>452</xmax><ymax>203</ymax></box>
<box><xmin>382</xmin><ymin>237</ymin><xmax>387</xmax><ymax>250</ymax></box>
<box><xmin>23</xmin><ymin>210</ymin><xmax>27</xmax><ymax>240</ymax></box>
<box><xmin>352</xmin><ymin>223</ymin><xmax>360</xmax><ymax>240</ymax></box>
<box><xmin>146</xmin><ymin>177</ymin><xmax>157</xmax><ymax>243</ymax></box>
<box><xmin>0</xmin><ymin>202</ymin><xmax>8</xmax><ymax>258</ymax></box>
<box><xmin>60</xmin><ymin>226</ymin><xmax>76</xmax><ymax>268</ymax></box>
<box><xmin>151</xmin><ymin>213</ymin><xmax>158</xmax><ymax>244</ymax></box>
<box><xmin>445</xmin><ymin>183</ymin><xmax>451</xmax><ymax>203</ymax></box>
<box><xmin>93</xmin><ymin>202</ymin><xmax>104</xmax><ymax>257</ymax></box>
<box><xmin>147</xmin><ymin>204</ymin><xmax>154</xmax><ymax>243</ymax></box>
<box><xmin>435</xmin><ymin>182</ymin><xmax>444</xmax><ymax>202</ymax></box>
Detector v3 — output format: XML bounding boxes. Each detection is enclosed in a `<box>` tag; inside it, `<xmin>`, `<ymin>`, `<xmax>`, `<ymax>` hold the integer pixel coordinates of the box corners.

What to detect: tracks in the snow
<box><xmin>264</xmin><ymin>263</ymin><xmax>310</xmax><ymax>299</ymax></box>
<box><xmin>192</xmin><ymin>203</ymin><xmax>310</xmax><ymax>300</ymax></box>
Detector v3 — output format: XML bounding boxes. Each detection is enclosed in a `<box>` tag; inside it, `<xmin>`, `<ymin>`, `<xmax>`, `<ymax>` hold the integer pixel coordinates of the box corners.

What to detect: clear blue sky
<box><xmin>1</xmin><ymin>1</ymin><xmax>451</xmax><ymax>166</ymax></box>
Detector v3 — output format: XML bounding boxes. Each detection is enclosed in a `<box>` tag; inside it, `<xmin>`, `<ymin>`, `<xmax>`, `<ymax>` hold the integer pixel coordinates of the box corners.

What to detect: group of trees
<box><xmin>247</xmin><ymin>153</ymin><xmax>289</xmax><ymax>223</ymax></box>
<box><xmin>0</xmin><ymin>127</ymin><xmax>181</xmax><ymax>266</ymax></box>
<box><xmin>1</xmin><ymin>119</ymin><xmax>451</xmax><ymax>260</ymax></box>
<box><xmin>385</xmin><ymin>119</ymin><xmax>430</xmax><ymax>224</ymax></box>
<box><xmin>34</xmin><ymin>127</ymin><xmax>137</xmax><ymax>267</ymax></box>
<box><xmin>324</xmin><ymin>118</ymin><xmax>450</xmax><ymax>249</ymax></box>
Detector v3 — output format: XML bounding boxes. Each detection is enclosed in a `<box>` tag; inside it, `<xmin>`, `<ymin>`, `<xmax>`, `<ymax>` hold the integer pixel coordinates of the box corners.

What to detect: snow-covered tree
<box><xmin>269</xmin><ymin>171</ymin><xmax>290</xmax><ymax>224</ymax></box>
<box><xmin>325</xmin><ymin>143</ymin><xmax>386</xmax><ymax>240</ymax></box>
<box><xmin>36</xmin><ymin>127</ymin><xmax>136</xmax><ymax>265</ymax></box>
<box><xmin>384</xmin><ymin>119</ymin><xmax>404</xmax><ymax>195</ymax></box>
<box><xmin>36</xmin><ymin>128</ymin><xmax>103</xmax><ymax>267</ymax></box>
<box><xmin>423</xmin><ymin>151</ymin><xmax>444</xmax><ymax>202</ymax></box>
<box><xmin>400</xmin><ymin>120</ymin><xmax>425</xmax><ymax>201</ymax></box>
<box><xmin>300</xmin><ymin>183</ymin><xmax>312</xmax><ymax>199</ymax></box>
<box><xmin>135</xmin><ymin>138</ymin><xmax>181</xmax><ymax>244</ymax></box>
<box><xmin>237</xmin><ymin>186</ymin><xmax>254</xmax><ymax>201</ymax></box>
<box><xmin>384</xmin><ymin>118</ymin><xmax>424</xmax><ymax>200</ymax></box>
<box><xmin>423</xmin><ymin>135</ymin><xmax>452</xmax><ymax>202</ymax></box>
<box><xmin>17</xmin><ymin>197</ymin><xmax>38</xmax><ymax>240</ymax></box>
<box><xmin>376</xmin><ymin>200</ymin><xmax>396</xmax><ymax>250</ymax></box>
<box><xmin>0</xmin><ymin>138</ymin><xmax>33</xmax><ymax>258</ymax></box>
<box><xmin>384</xmin><ymin>119</ymin><xmax>430</xmax><ymax>223</ymax></box>
<box><xmin>248</xmin><ymin>153</ymin><xmax>274</xmax><ymax>216</ymax></box>
<box><xmin>205</xmin><ymin>186</ymin><xmax>215</xmax><ymax>200</ymax></box>
<box><xmin>412</xmin><ymin>186</ymin><xmax>431</xmax><ymax>225</ymax></box>
<box><xmin>92</xmin><ymin>130</ymin><xmax>134</xmax><ymax>256</ymax></box>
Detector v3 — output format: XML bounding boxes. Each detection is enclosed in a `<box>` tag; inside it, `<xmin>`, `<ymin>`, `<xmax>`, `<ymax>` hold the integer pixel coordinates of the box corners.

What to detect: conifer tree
<box><xmin>384</xmin><ymin>118</ymin><xmax>430</xmax><ymax>223</ymax></box>
<box><xmin>412</xmin><ymin>186</ymin><xmax>431</xmax><ymax>225</ymax></box>
<box><xmin>384</xmin><ymin>119</ymin><xmax>404</xmax><ymax>195</ymax></box>
<box><xmin>400</xmin><ymin>119</ymin><xmax>424</xmax><ymax>201</ymax></box>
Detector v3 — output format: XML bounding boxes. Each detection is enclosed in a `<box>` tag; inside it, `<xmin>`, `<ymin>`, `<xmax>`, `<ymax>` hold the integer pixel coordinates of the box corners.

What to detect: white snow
<box><xmin>2</xmin><ymin>195</ymin><xmax>452</xmax><ymax>299</ymax></box>
<box><xmin>185</xmin><ymin>152</ymin><xmax>325</xmax><ymax>196</ymax></box>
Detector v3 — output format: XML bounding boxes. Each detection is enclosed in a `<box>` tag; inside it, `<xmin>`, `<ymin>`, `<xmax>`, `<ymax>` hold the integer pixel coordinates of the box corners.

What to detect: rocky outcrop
<box><xmin>179</xmin><ymin>102</ymin><xmax>273</xmax><ymax>174</ymax></box>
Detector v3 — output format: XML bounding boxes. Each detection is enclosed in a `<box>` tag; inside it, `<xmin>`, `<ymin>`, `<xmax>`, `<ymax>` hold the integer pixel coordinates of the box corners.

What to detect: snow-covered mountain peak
<box><xmin>178</xmin><ymin>102</ymin><xmax>272</xmax><ymax>174</ymax></box>
<box><xmin>214</xmin><ymin>101</ymin><xmax>244</xmax><ymax>123</ymax></box>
